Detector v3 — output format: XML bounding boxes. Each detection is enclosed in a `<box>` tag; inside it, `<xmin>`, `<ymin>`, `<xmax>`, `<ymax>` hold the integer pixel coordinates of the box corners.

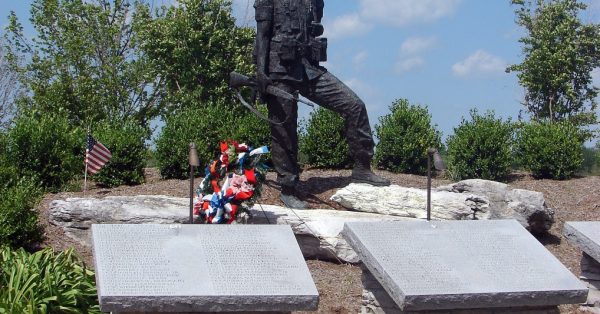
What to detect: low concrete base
<box><xmin>360</xmin><ymin>266</ymin><xmax>560</xmax><ymax>314</ymax></box>
<box><xmin>580</xmin><ymin>253</ymin><xmax>600</xmax><ymax>312</ymax></box>
<box><xmin>119</xmin><ymin>312</ymin><xmax>291</xmax><ymax>314</ymax></box>
<box><xmin>117</xmin><ymin>312</ymin><xmax>291</xmax><ymax>314</ymax></box>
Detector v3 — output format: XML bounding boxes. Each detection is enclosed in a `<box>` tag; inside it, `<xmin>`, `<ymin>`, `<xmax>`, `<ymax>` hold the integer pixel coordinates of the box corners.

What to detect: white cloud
<box><xmin>353</xmin><ymin>51</ymin><xmax>369</xmax><ymax>67</ymax></box>
<box><xmin>359</xmin><ymin>0</ymin><xmax>462</xmax><ymax>26</ymax></box>
<box><xmin>452</xmin><ymin>50</ymin><xmax>507</xmax><ymax>78</ymax></box>
<box><xmin>400</xmin><ymin>37</ymin><xmax>437</xmax><ymax>55</ymax></box>
<box><xmin>395</xmin><ymin>57</ymin><xmax>425</xmax><ymax>73</ymax></box>
<box><xmin>592</xmin><ymin>68</ymin><xmax>600</xmax><ymax>87</ymax></box>
<box><xmin>325</xmin><ymin>14</ymin><xmax>372</xmax><ymax>40</ymax></box>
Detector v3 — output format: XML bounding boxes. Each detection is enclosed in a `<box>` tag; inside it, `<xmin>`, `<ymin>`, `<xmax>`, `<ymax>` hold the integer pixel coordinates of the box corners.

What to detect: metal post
<box><xmin>188</xmin><ymin>143</ymin><xmax>200</xmax><ymax>224</ymax></box>
<box><xmin>427</xmin><ymin>150</ymin><xmax>432</xmax><ymax>221</ymax></box>
<box><xmin>189</xmin><ymin>166</ymin><xmax>194</xmax><ymax>224</ymax></box>
<box><xmin>426</xmin><ymin>148</ymin><xmax>445</xmax><ymax>222</ymax></box>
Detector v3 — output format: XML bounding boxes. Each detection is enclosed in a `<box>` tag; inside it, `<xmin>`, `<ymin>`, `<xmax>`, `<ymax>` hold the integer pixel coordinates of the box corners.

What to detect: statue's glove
<box><xmin>256</xmin><ymin>72</ymin><xmax>273</xmax><ymax>95</ymax></box>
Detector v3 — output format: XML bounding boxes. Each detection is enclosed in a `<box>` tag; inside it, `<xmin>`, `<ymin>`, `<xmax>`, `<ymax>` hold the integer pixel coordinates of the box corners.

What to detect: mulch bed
<box><xmin>36</xmin><ymin>168</ymin><xmax>600</xmax><ymax>314</ymax></box>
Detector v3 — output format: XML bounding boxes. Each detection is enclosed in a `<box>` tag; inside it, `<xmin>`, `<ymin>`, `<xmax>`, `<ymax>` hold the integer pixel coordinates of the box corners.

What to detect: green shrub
<box><xmin>230</xmin><ymin>106</ymin><xmax>271</xmax><ymax>157</ymax></box>
<box><xmin>446</xmin><ymin>110</ymin><xmax>513</xmax><ymax>181</ymax></box>
<box><xmin>146</xmin><ymin>148</ymin><xmax>158</xmax><ymax>168</ymax></box>
<box><xmin>374</xmin><ymin>99</ymin><xmax>442</xmax><ymax>175</ymax></box>
<box><xmin>91</xmin><ymin>120</ymin><xmax>148</xmax><ymax>187</ymax></box>
<box><xmin>515</xmin><ymin>121</ymin><xmax>583</xmax><ymax>179</ymax></box>
<box><xmin>299</xmin><ymin>107</ymin><xmax>352</xmax><ymax>169</ymax></box>
<box><xmin>579</xmin><ymin>146</ymin><xmax>599</xmax><ymax>175</ymax></box>
<box><xmin>156</xmin><ymin>104</ymin><xmax>270</xmax><ymax>179</ymax></box>
<box><xmin>0</xmin><ymin>247</ymin><xmax>100</xmax><ymax>313</ymax></box>
<box><xmin>596</xmin><ymin>142</ymin><xmax>600</xmax><ymax>170</ymax></box>
<box><xmin>0</xmin><ymin>133</ymin><xmax>18</xmax><ymax>190</ymax></box>
<box><xmin>0</xmin><ymin>180</ymin><xmax>43</xmax><ymax>249</ymax></box>
<box><xmin>0</xmin><ymin>164</ymin><xmax>18</xmax><ymax>191</ymax></box>
<box><xmin>5</xmin><ymin>111</ymin><xmax>84</xmax><ymax>192</ymax></box>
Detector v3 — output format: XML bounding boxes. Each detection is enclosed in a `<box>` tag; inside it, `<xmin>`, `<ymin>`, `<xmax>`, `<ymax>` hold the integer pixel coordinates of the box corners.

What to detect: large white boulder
<box><xmin>330</xmin><ymin>183</ymin><xmax>489</xmax><ymax>220</ymax></box>
<box><xmin>330</xmin><ymin>180</ymin><xmax>554</xmax><ymax>234</ymax></box>
<box><xmin>49</xmin><ymin>196</ymin><xmax>415</xmax><ymax>263</ymax></box>
<box><xmin>249</xmin><ymin>204</ymin><xmax>412</xmax><ymax>263</ymax></box>
<box><xmin>49</xmin><ymin>195</ymin><xmax>189</xmax><ymax>246</ymax></box>
<box><xmin>436</xmin><ymin>179</ymin><xmax>554</xmax><ymax>234</ymax></box>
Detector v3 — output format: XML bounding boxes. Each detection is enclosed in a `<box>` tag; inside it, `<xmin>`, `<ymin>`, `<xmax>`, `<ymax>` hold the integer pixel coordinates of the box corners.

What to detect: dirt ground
<box><xmin>36</xmin><ymin>168</ymin><xmax>600</xmax><ymax>314</ymax></box>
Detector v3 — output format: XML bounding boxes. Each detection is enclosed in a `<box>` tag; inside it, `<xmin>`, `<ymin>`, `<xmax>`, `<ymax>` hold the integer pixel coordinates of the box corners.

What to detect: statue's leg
<box><xmin>303</xmin><ymin>71</ymin><xmax>390</xmax><ymax>186</ymax></box>
<box><xmin>303</xmin><ymin>72</ymin><xmax>374</xmax><ymax>164</ymax></box>
<box><xmin>266</xmin><ymin>81</ymin><xmax>308</xmax><ymax>208</ymax></box>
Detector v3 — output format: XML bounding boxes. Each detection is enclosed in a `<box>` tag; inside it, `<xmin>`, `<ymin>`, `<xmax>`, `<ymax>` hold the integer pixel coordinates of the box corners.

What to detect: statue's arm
<box><xmin>254</xmin><ymin>0</ymin><xmax>273</xmax><ymax>93</ymax></box>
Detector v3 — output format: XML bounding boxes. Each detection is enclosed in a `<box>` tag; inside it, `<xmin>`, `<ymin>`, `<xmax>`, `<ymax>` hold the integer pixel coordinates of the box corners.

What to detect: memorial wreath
<box><xmin>193</xmin><ymin>140</ymin><xmax>269</xmax><ymax>224</ymax></box>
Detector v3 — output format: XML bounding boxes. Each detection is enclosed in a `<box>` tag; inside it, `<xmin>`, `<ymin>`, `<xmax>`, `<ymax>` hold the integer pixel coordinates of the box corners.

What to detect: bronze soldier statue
<box><xmin>254</xmin><ymin>0</ymin><xmax>390</xmax><ymax>209</ymax></box>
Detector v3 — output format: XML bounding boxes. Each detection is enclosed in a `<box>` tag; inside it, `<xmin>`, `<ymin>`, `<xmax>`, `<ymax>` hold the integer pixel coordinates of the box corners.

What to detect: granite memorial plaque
<box><xmin>92</xmin><ymin>224</ymin><xmax>319</xmax><ymax>313</ymax></box>
<box><xmin>342</xmin><ymin>219</ymin><xmax>587</xmax><ymax>311</ymax></box>
<box><xmin>564</xmin><ymin>221</ymin><xmax>600</xmax><ymax>262</ymax></box>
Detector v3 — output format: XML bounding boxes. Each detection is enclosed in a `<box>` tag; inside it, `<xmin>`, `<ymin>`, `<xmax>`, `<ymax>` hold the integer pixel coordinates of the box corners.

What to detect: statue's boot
<box><xmin>280</xmin><ymin>186</ymin><xmax>308</xmax><ymax>209</ymax></box>
<box><xmin>351</xmin><ymin>163</ymin><xmax>390</xmax><ymax>186</ymax></box>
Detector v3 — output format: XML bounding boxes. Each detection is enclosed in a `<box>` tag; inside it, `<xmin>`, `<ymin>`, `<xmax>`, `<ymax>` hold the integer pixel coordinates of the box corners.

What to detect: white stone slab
<box><xmin>564</xmin><ymin>222</ymin><xmax>600</xmax><ymax>263</ymax></box>
<box><xmin>92</xmin><ymin>224</ymin><xmax>319</xmax><ymax>312</ymax></box>
<box><xmin>342</xmin><ymin>220</ymin><xmax>587</xmax><ymax>311</ymax></box>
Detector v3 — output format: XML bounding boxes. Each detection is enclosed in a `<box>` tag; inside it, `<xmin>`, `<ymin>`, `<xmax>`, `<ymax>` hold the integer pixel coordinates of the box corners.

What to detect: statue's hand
<box><xmin>311</xmin><ymin>22</ymin><xmax>324</xmax><ymax>37</ymax></box>
<box><xmin>256</xmin><ymin>72</ymin><xmax>273</xmax><ymax>95</ymax></box>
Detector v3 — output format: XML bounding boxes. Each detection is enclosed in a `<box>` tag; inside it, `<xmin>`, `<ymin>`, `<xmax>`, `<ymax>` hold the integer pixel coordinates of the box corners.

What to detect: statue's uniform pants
<box><xmin>266</xmin><ymin>71</ymin><xmax>375</xmax><ymax>188</ymax></box>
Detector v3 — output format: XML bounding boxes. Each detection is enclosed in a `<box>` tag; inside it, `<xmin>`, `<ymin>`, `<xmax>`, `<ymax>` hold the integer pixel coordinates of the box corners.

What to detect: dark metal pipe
<box><xmin>188</xmin><ymin>143</ymin><xmax>200</xmax><ymax>224</ymax></box>
<box><xmin>427</xmin><ymin>151</ymin><xmax>432</xmax><ymax>221</ymax></box>
<box><xmin>189</xmin><ymin>166</ymin><xmax>194</xmax><ymax>224</ymax></box>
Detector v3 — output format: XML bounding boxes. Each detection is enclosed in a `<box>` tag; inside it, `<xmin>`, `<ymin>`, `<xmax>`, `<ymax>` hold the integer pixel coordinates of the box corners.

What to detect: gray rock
<box><xmin>49</xmin><ymin>196</ymin><xmax>414</xmax><ymax>263</ymax></box>
<box><xmin>564</xmin><ymin>222</ymin><xmax>600</xmax><ymax>311</ymax></box>
<box><xmin>49</xmin><ymin>196</ymin><xmax>189</xmax><ymax>246</ymax></box>
<box><xmin>564</xmin><ymin>222</ymin><xmax>600</xmax><ymax>263</ymax></box>
<box><xmin>92</xmin><ymin>224</ymin><xmax>318</xmax><ymax>313</ymax></box>
<box><xmin>360</xmin><ymin>266</ymin><xmax>561</xmax><ymax>314</ymax></box>
<box><xmin>436</xmin><ymin>179</ymin><xmax>554</xmax><ymax>234</ymax></box>
<box><xmin>330</xmin><ymin>183</ymin><xmax>489</xmax><ymax>221</ymax></box>
<box><xmin>342</xmin><ymin>220</ymin><xmax>588</xmax><ymax>311</ymax></box>
<box><xmin>250</xmin><ymin>204</ymin><xmax>413</xmax><ymax>263</ymax></box>
<box><xmin>330</xmin><ymin>179</ymin><xmax>554</xmax><ymax>234</ymax></box>
<box><xmin>582</xmin><ymin>252</ymin><xmax>600</xmax><ymax>282</ymax></box>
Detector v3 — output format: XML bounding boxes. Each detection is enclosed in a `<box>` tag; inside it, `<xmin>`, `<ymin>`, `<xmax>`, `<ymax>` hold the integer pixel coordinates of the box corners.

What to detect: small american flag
<box><xmin>86</xmin><ymin>135</ymin><xmax>112</xmax><ymax>174</ymax></box>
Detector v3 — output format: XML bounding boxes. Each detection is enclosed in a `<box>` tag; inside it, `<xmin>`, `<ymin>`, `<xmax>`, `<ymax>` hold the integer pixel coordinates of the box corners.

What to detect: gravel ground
<box><xmin>36</xmin><ymin>168</ymin><xmax>600</xmax><ymax>314</ymax></box>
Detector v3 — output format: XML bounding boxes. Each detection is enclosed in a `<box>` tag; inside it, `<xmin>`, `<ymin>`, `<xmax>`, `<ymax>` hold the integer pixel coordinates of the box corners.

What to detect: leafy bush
<box><xmin>91</xmin><ymin>120</ymin><xmax>148</xmax><ymax>187</ymax></box>
<box><xmin>579</xmin><ymin>146</ymin><xmax>599</xmax><ymax>175</ymax></box>
<box><xmin>446</xmin><ymin>110</ymin><xmax>513</xmax><ymax>181</ymax></box>
<box><xmin>374</xmin><ymin>99</ymin><xmax>442</xmax><ymax>175</ymax></box>
<box><xmin>299</xmin><ymin>107</ymin><xmax>352</xmax><ymax>169</ymax></box>
<box><xmin>0</xmin><ymin>180</ymin><xmax>43</xmax><ymax>249</ymax></box>
<box><xmin>229</xmin><ymin>105</ymin><xmax>271</xmax><ymax>156</ymax></box>
<box><xmin>515</xmin><ymin>121</ymin><xmax>583</xmax><ymax>179</ymax></box>
<box><xmin>146</xmin><ymin>148</ymin><xmax>158</xmax><ymax>168</ymax></box>
<box><xmin>0</xmin><ymin>247</ymin><xmax>100</xmax><ymax>313</ymax></box>
<box><xmin>5</xmin><ymin>111</ymin><xmax>84</xmax><ymax>192</ymax></box>
<box><xmin>597</xmin><ymin>143</ymin><xmax>600</xmax><ymax>170</ymax></box>
<box><xmin>156</xmin><ymin>104</ymin><xmax>270</xmax><ymax>179</ymax></box>
<box><xmin>0</xmin><ymin>133</ymin><xmax>18</xmax><ymax>190</ymax></box>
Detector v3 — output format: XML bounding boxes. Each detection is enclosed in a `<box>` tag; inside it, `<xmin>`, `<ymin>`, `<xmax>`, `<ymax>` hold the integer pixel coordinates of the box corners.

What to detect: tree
<box><xmin>507</xmin><ymin>0</ymin><xmax>600</xmax><ymax>135</ymax></box>
<box><xmin>0</xmin><ymin>36</ymin><xmax>22</xmax><ymax>130</ymax></box>
<box><xmin>4</xmin><ymin>0</ymin><xmax>161</xmax><ymax>127</ymax></box>
<box><xmin>134</xmin><ymin>0</ymin><xmax>255</xmax><ymax>113</ymax></box>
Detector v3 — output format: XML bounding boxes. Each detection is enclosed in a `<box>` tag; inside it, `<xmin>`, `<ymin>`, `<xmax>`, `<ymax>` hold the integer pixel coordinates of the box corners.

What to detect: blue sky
<box><xmin>3</xmin><ymin>0</ymin><xmax>600</xmax><ymax>145</ymax></box>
